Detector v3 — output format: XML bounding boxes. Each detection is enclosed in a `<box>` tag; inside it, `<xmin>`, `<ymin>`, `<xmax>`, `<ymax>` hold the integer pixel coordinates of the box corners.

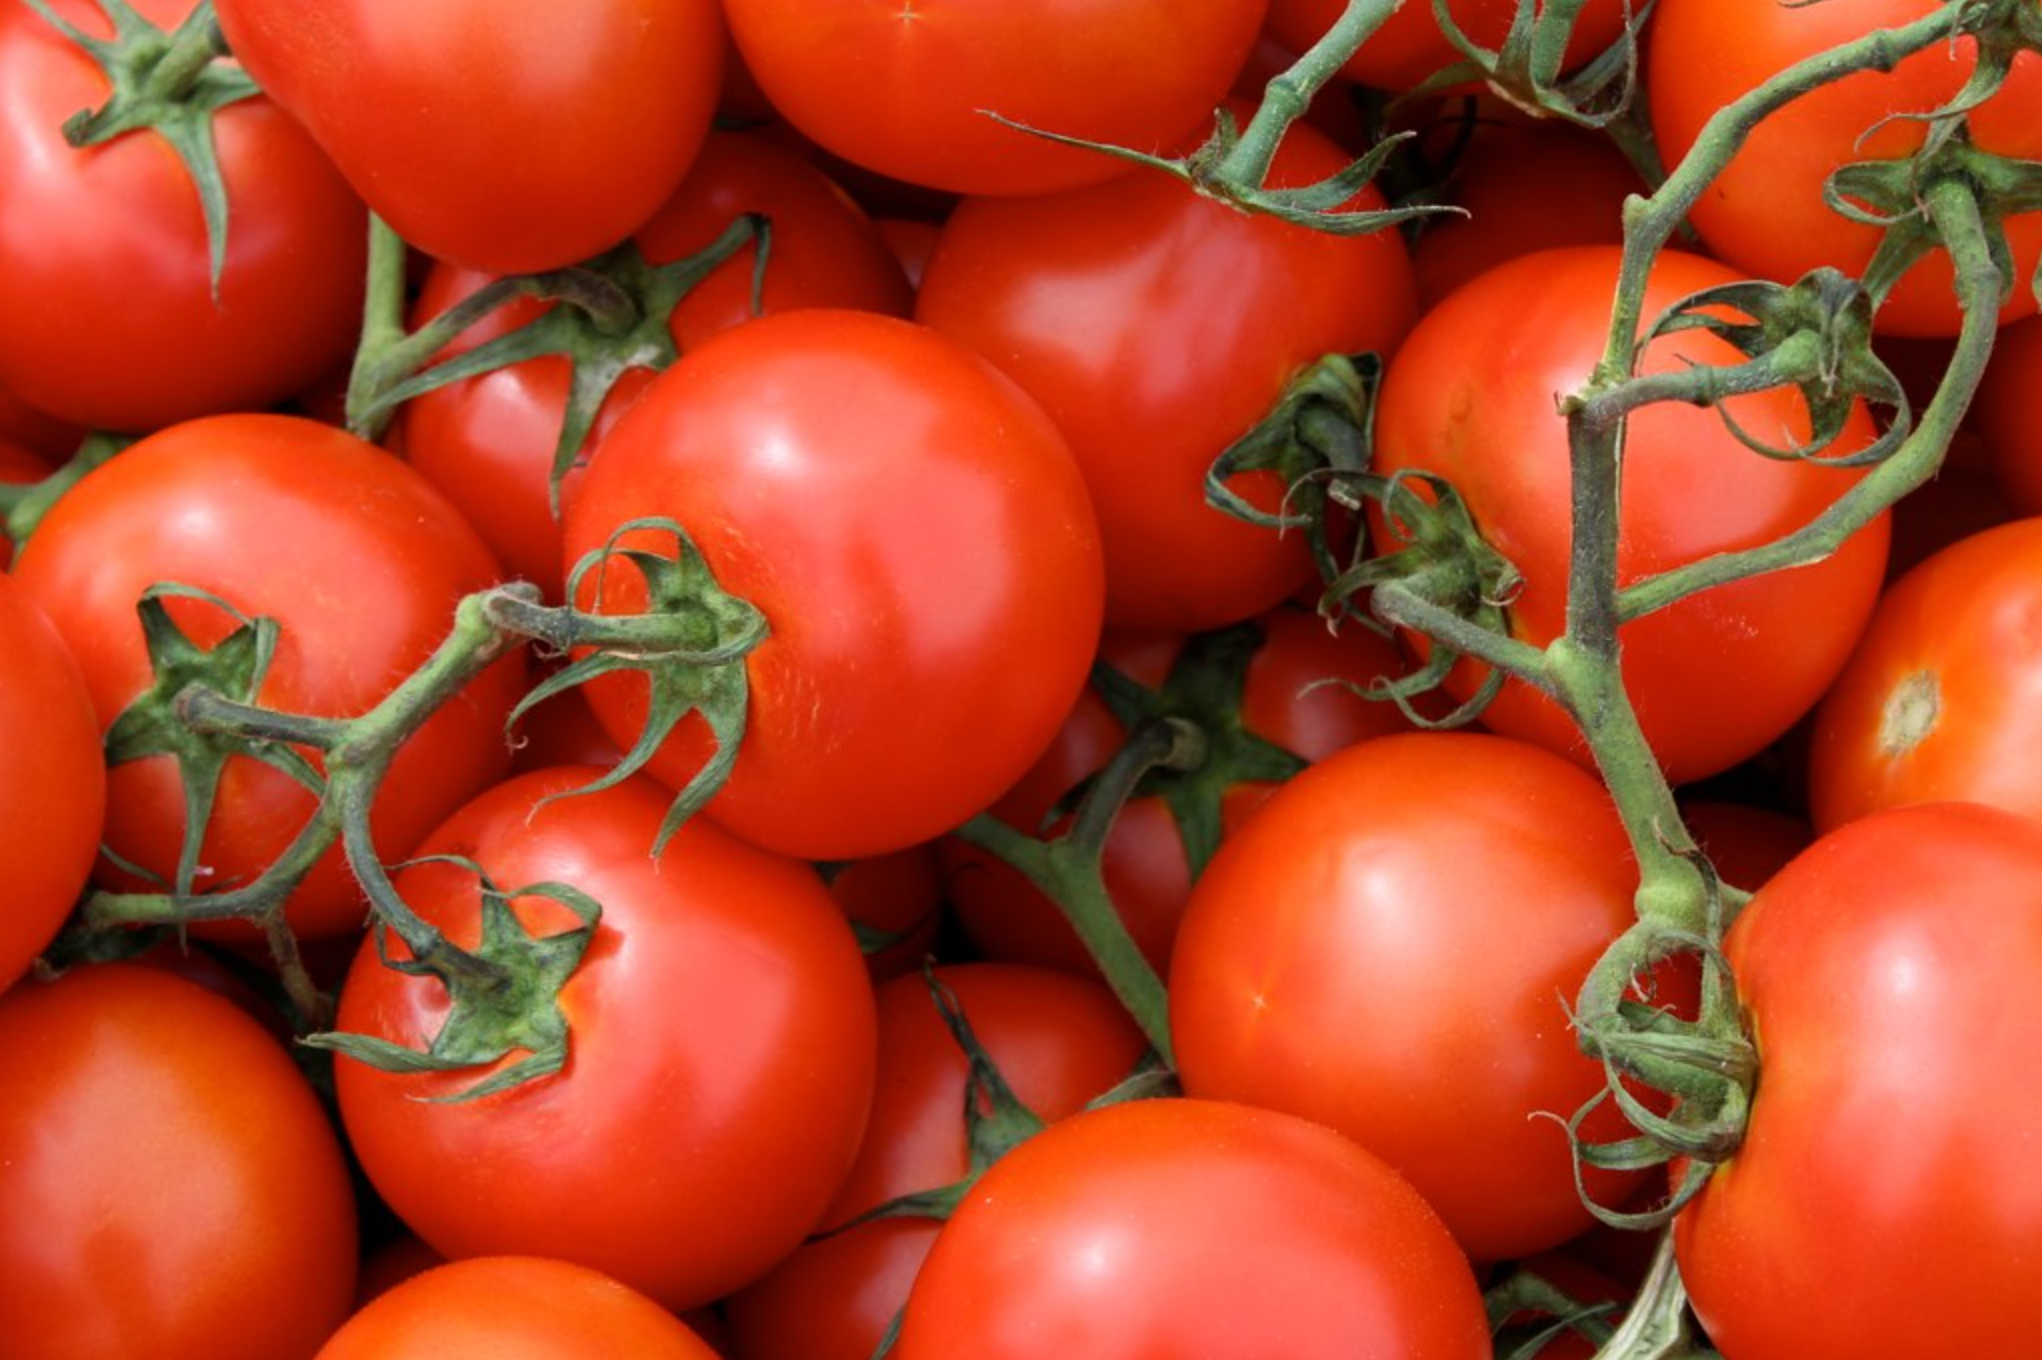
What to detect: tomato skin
<box><xmin>1373</xmin><ymin>246</ymin><xmax>1890</xmax><ymax>785</ymax></box>
<box><xmin>1809</xmin><ymin>517</ymin><xmax>2042</xmax><ymax>832</ymax></box>
<box><xmin>10</xmin><ymin>414</ymin><xmax>522</xmax><ymax>941</ymax></box>
<box><xmin>317</xmin><ymin>1257</ymin><xmax>721</xmax><ymax>1360</ymax></box>
<box><xmin>0</xmin><ymin>574</ymin><xmax>104</xmax><ymax>992</ymax></box>
<box><xmin>723</xmin><ymin>0</ymin><xmax>1268</xmax><ymax>197</ymax></box>
<box><xmin>892</xmin><ymin>1096</ymin><xmax>1491</xmax><ymax>1360</ymax></box>
<box><xmin>216</xmin><ymin>0</ymin><xmax>724</xmax><ymax>275</ymax></box>
<box><xmin>0</xmin><ymin>0</ymin><xmax>366</xmax><ymax>432</ymax></box>
<box><xmin>0</xmin><ymin>965</ymin><xmax>357</xmax><ymax>1360</ymax></box>
<box><xmin>1978</xmin><ymin>315</ymin><xmax>2042</xmax><ymax>515</ymax></box>
<box><xmin>562</xmin><ymin>309</ymin><xmax>1105</xmax><ymax>861</ymax></box>
<box><xmin>1649</xmin><ymin>0</ymin><xmax>2042</xmax><ymax>338</ymax></box>
<box><xmin>723</xmin><ymin>963</ymin><xmax>1151</xmax><ymax>1360</ymax></box>
<box><xmin>1675</xmin><ymin>801</ymin><xmax>2042</xmax><ymax>1356</ymax></box>
<box><xmin>332</xmin><ymin>767</ymin><xmax>878</xmax><ymax>1313</ymax></box>
<box><xmin>1266</xmin><ymin>0</ymin><xmax>1630</xmax><ymax>92</ymax></box>
<box><xmin>917</xmin><ymin>108</ymin><xmax>1417</xmax><ymax>632</ymax></box>
<box><xmin>1170</xmin><ymin>730</ymin><xmax>1664</xmax><ymax>1261</ymax></box>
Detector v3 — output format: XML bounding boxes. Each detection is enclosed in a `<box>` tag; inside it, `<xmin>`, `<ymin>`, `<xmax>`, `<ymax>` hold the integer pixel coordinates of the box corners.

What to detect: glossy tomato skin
<box><xmin>0</xmin><ymin>0</ymin><xmax>366</xmax><ymax>431</ymax></box>
<box><xmin>1649</xmin><ymin>0</ymin><xmax>2042</xmax><ymax>338</ymax></box>
<box><xmin>723</xmin><ymin>0</ymin><xmax>1268</xmax><ymax>197</ymax></box>
<box><xmin>332</xmin><ymin>767</ymin><xmax>878</xmax><ymax>1313</ymax></box>
<box><xmin>917</xmin><ymin>108</ymin><xmax>1417</xmax><ymax>632</ymax></box>
<box><xmin>892</xmin><ymin>1096</ymin><xmax>1491</xmax><ymax>1360</ymax></box>
<box><xmin>1373</xmin><ymin>246</ymin><xmax>1890</xmax><ymax>785</ymax></box>
<box><xmin>216</xmin><ymin>0</ymin><xmax>724</xmax><ymax>275</ymax></box>
<box><xmin>1809</xmin><ymin>517</ymin><xmax>2042</xmax><ymax>831</ymax></box>
<box><xmin>723</xmin><ymin>963</ymin><xmax>1151</xmax><ymax>1360</ymax></box>
<box><xmin>0</xmin><ymin>965</ymin><xmax>357</xmax><ymax>1360</ymax></box>
<box><xmin>317</xmin><ymin>1257</ymin><xmax>721</xmax><ymax>1360</ymax></box>
<box><xmin>10</xmin><ymin>414</ymin><xmax>522</xmax><ymax>941</ymax></box>
<box><xmin>1170</xmin><ymin>730</ymin><xmax>1663</xmax><ymax>1262</ymax></box>
<box><xmin>562</xmin><ymin>309</ymin><xmax>1105</xmax><ymax>861</ymax></box>
<box><xmin>1675</xmin><ymin>802</ymin><xmax>2042</xmax><ymax>1356</ymax></box>
<box><xmin>1268</xmin><ymin>0</ymin><xmax>1629</xmax><ymax>91</ymax></box>
<box><xmin>0</xmin><ymin>574</ymin><xmax>104</xmax><ymax>992</ymax></box>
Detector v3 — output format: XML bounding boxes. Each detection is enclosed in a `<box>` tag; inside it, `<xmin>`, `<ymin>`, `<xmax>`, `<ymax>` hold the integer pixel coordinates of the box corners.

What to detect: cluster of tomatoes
<box><xmin>2</xmin><ymin>0</ymin><xmax>2042</xmax><ymax>1358</ymax></box>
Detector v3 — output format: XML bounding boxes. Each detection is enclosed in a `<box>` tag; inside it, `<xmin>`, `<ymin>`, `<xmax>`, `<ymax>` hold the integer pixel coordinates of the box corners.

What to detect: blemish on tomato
<box><xmin>1878</xmin><ymin>671</ymin><xmax>1939</xmax><ymax>757</ymax></box>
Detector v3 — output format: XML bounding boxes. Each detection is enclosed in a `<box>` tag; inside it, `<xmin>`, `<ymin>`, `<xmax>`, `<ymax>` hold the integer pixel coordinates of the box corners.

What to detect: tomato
<box><xmin>216</xmin><ymin>0</ymin><xmax>725</xmax><ymax>275</ymax></box>
<box><xmin>0</xmin><ymin>572</ymin><xmax>104</xmax><ymax>991</ymax></box>
<box><xmin>940</xmin><ymin>604</ymin><xmax>1424</xmax><ymax>980</ymax></box>
<box><xmin>1649</xmin><ymin>0</ymin><xmax>2042</xmax><ymax>338</ymax></box>
<box><xmin>0</xmin><ymin>0</ymin><xmax>366</xmax><ymax>432</ymax></box>
<box><xmin>1809</xmin><ymin>517</ymin><xmax>2042</xmax><ymax>831</ymax></box>
<box><xmin>1265</xmin><ymin>0</ymin><xmax>1631</xmax><ymax>93</ymax></box>
<box><xmin>891</xmin><ymin>1096</ymin><xmax>1491</xmax><ymax>1359</ymax></box>
<box><xmin>0</xmin><ymin>964</ymin><xmax>357</xmax><ymax>1360</ymax></box>
<box><xmin>331</xmin><ymin>767</ymin><xmax>878</xmax><ymax>1312</ymax></box>
<box><xmin>1373</xmin><ymin>246</ymin><xmax>1890</xmax><ymax>785</ymax></box>
<box><xmin>1978</xmin><ymin>314</ymin><xmax>2042</xmax><ymax>514</ymax></box>
<box><xmin>317</xmin><ymin>1257</ymin><xmax>721</xmax><ymax>1360</ymax></box>
<box><xmin>722</xmin><ymin>0</ymin><xmax>1268</xmax><ymax>196</ymax></box>
<box><xmin>0</xmin><ymin>384</ymin><xmax>82</xmax><ymax>460</ymax></box>
<box><xmin>1674</xmin><ymin>801</ymin><xmax>2042</xmax><ymax>1356</ymax></box>
<box><xmin>917</xmin><ymin>106</ymin><xmax>1417</xmax><ymax>631</ymax></box>
<box><xmin>1170</xmin><ymin>730</ymin><xmax>1669</xmax><ymax>1261</ymax></box>
<box><xmin>723</xmin><ymin>963</ymin><xmax>1152</xmax><ymax>1360</ymax></box>
<box><xmin>822</xmin><ymin>844</ymin><xmax>946</xmax><ymax>983</ymax></box>
<box><xmin>10</xmin><ymin>413</ymin><xmax>522</xmax><ymax>942</ymax></box>
<box><xmin>1679</xmin><ymin>799</ymin><xmax>1811</xmax><ymax>895</ymax></box>
<box><xmin>397</xmin><ymin>130</ymin><xmax>911</xmax><ymax>601</ymax></box>
<box><xmin>562</xmin><ymin>309</ymin><xmax>1105</xmax><ymax>861</ymax></box>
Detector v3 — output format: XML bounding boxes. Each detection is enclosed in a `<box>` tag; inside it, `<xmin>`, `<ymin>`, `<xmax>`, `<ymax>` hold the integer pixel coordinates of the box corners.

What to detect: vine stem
<box><xmin>1215</xmin><ymin>0</ymin><xmax>1406</xmax><ymax>185</ymax></box>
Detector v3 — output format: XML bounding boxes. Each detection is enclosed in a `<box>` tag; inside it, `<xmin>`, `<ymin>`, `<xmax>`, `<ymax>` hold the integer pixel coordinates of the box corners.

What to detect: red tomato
<box><xmin>331</xmin><ymin>767</ymin><xmax>878</xmax><ymax>1312</ymax></box>
<box><xmin>0</xmin><ymin>0</ymin><xmax>366</xmax><ymax>431</ymax></box>
<box><xmin>0</xmin><ymin>965</ymin><xmax>357</xmax><ymax>1360</ymax></box>
<box><xmin>891</xmin><ymin>1096</ymin><xmax>1491</xmax><ymax>1359</ymax></box>
<box><xmin>917</xmin><ymin>107</ymin><xmax>1417</xmax><ymax>631</ymax></box>
<box><xmin>317</xmin><ymin>1257</ymin><xmax>720</xmax><ymax>1360</ymax></box>
<box><xmin>214</xmin><ymin>0</ymin><xmax>724</xmax><ymax>274</ymax></box>
<box><xmin>0</xmin><ymin>572</ymin><xmax>104</xmax><ymax>991</ymax></box>
<box><xmin>1679</xmin><ymin>799</ymin><xmax>1812</xmax><ymax>895</ymax></box>
<box><xmin>822</xmin><ymin>844</ymin><xmax>946</xmax><ymax>983</ymax></box>
<box><xmin>1265</xmin><ymin>0</ymin><xmax>1631</xmax><ymax>92</ymax></box>
<box><xmin>1372</xmin><ymin>246</ymin><xmax>1890</xmax><ymax>785</ymax></box>
<box><xmin>397</xmin><ymin>130</ymin><xmax>912</xmax><ymax>601</ymax></box>
<box><xmin>1809</xmin><ymin>517</ymin><xmax>2042</xmax><ymax>831</ymax></box>
<box><xmin>1675</xmin><ymin>801</ymin><xmax>2042</xmax><ymax>1355</ymax></box>
<box><xmin>723</xmin><ymin>963</ymin><xmax>1152</xmax><ymax>1360</ymax></box>
<box><xmin>940</xmin><ymin>604</ymin><xmax>1425</xmax><ymax>980</ymax></box>
<box><xmin>1649</xmin><ymin>0</ymin><xmax>2042</xmax><ymax>338</ymax></box>
<box><xmin>0</xmin><ymin>384</ymin><xmax>82</xmax><ymax>459</ymax></box>
<box><xmin>10</xmin><ymin>414</ymin><xmax>522</xmax><ymax>941</ymax></box>
<box><xmin>1170</xmin><ymin>730</ymin><xmax>1666</xmax><ymax>1261</ymax></box>
<box><xmin>562</xmin><ymin>309</ymin><xmax>1105</xmax><ymax>861</ymax></box>
<box><xmin>722</xmin><ymin>0</ymin><xmax>1269</xmax><ymax>196</ymax></box>
<box><xmin>1978</xmin><ymin>314</ymin><xmax>2042</xmax><ymax>513</ymax></box>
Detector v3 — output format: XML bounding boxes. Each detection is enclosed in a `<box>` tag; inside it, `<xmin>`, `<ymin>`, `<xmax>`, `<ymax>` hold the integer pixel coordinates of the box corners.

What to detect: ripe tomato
<box><xmin>723</xmin><ymin>963</ymin><xmax>1152</xmax><ymax>1360</ymax></box>
<box><xmin>0</xmin><ymin>0</ymin><xmax>366</xmax><ymax>431</ymax></box>
<box><xmin>722</xmin><ymin>0</ymin><xmax>1268</xmax><ymax>196</ymax></box>
<box><xmin>0</xmin><ymin>383</ymin><xmax>82</xmax><ymax>459</ymax></box>
<box><xmin>1264</xmin><ymin>0</ymin><xmax>1631</xmax><ymax>92</ymax></box>
<box><xmin>331</xmin><ymin>767</ymin><xmax>878</xmax><ymax>1312</ymax></box>
<box><xmin>1372</xmin><ymin>245</ymin><xmax>1890</xmax><ymax>785</ymax></box>
<box><xmin>1675</xmin><ymin>801</ymin><xmax>2042</xmax><ymax>1356</ymax></box>
<box><xmin>0</xmin><ymin>964</ymin><xmax>357</xmax><ymax>1360</ymax></box>
<box><xmin>10</xmin><ymin>414</ymin><xmax>522</xmax><ymax>941</ymax></box>
<box><xmin>216</xmin><ymin>0</ymin><xmax>725</xmax><ymax>275</ymax></box>
<box><xmin>317</xmin><ymin>1257</ymin><xmax>721</xmax><ymax>1360</ymax></box>
<box><xmin>0</xmin><ymin>572</ymin><xmax>104</xmax><ymax>991</ymax></box>
<box><xmin>1977</xmin><ymin>314</ymin><xmax>2042</xmax><ymax>514</ymax></box>
<box><xmin>917</xmin><ymin>107</ymin><xmax>1417</xmax><ymax>632</ymax></box>
<box><xmin>1649</xmin><ymin>0</ymin><xmax>2042</xmax><ymax>338</ymax></box>
<box><xmin>1170</xmin><ymin>730</ymin><xmax>1667</xmax><ymax>1261</ymax></box>
<box><xmin>562</xmin><ymin>309</ymin><xmax>1105</xmax><ymax>861</ymax></box>
<box><xmin>1809</xmin><ymin>517</ymin><xmax>2042</xmax><ymax>831</ymax></box>
<box><xmin>891</xmin><ymin>1096</ymin><xmax>1491</xmax><ymax>1359</ymax></box>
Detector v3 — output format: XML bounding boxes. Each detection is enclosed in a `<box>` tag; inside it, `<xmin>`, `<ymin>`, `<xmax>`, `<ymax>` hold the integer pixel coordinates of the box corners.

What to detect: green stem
<box><xmin>1588</xmin><ymin>1231</ymin><xmax>1717</xmax><ymax>1360</ymax></box>
<box><xmin>1215</xmin><ymin>0</ymin><xmax>1407</xmax><ymax>185</ymax></box>
<box><xmin>144</xmin><ymin>1</ymin><xmax>225</xmax><ymax>101</ymax></box>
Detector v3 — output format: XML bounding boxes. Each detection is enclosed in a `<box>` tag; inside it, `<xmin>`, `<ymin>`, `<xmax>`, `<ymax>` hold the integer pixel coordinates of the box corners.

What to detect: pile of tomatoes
<box><xmin>2</xmin><ymin>1</ymin><xmax>2041</xmax><ymax>1358</ymax></box>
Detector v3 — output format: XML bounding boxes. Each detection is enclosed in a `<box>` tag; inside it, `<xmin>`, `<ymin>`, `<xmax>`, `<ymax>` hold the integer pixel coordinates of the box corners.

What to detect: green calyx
<box><xmin>24</xmin><ymin>0</ymin><xmax>257</xmax><ymax>296</ymax></box>
<box><xmin>304</xmin><ymin>857</ymin><xmax>600</xmax><ymax>1103</ymax></box>
<box><xmin>1417</xmin><ymin>0</ymin><xmax>1650</xmax><ymax>128</ymax></box>
<box><xmin>491</xmin><ymin>517</ymin><xmax>769</xmax><ymax>857</ymax></box>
